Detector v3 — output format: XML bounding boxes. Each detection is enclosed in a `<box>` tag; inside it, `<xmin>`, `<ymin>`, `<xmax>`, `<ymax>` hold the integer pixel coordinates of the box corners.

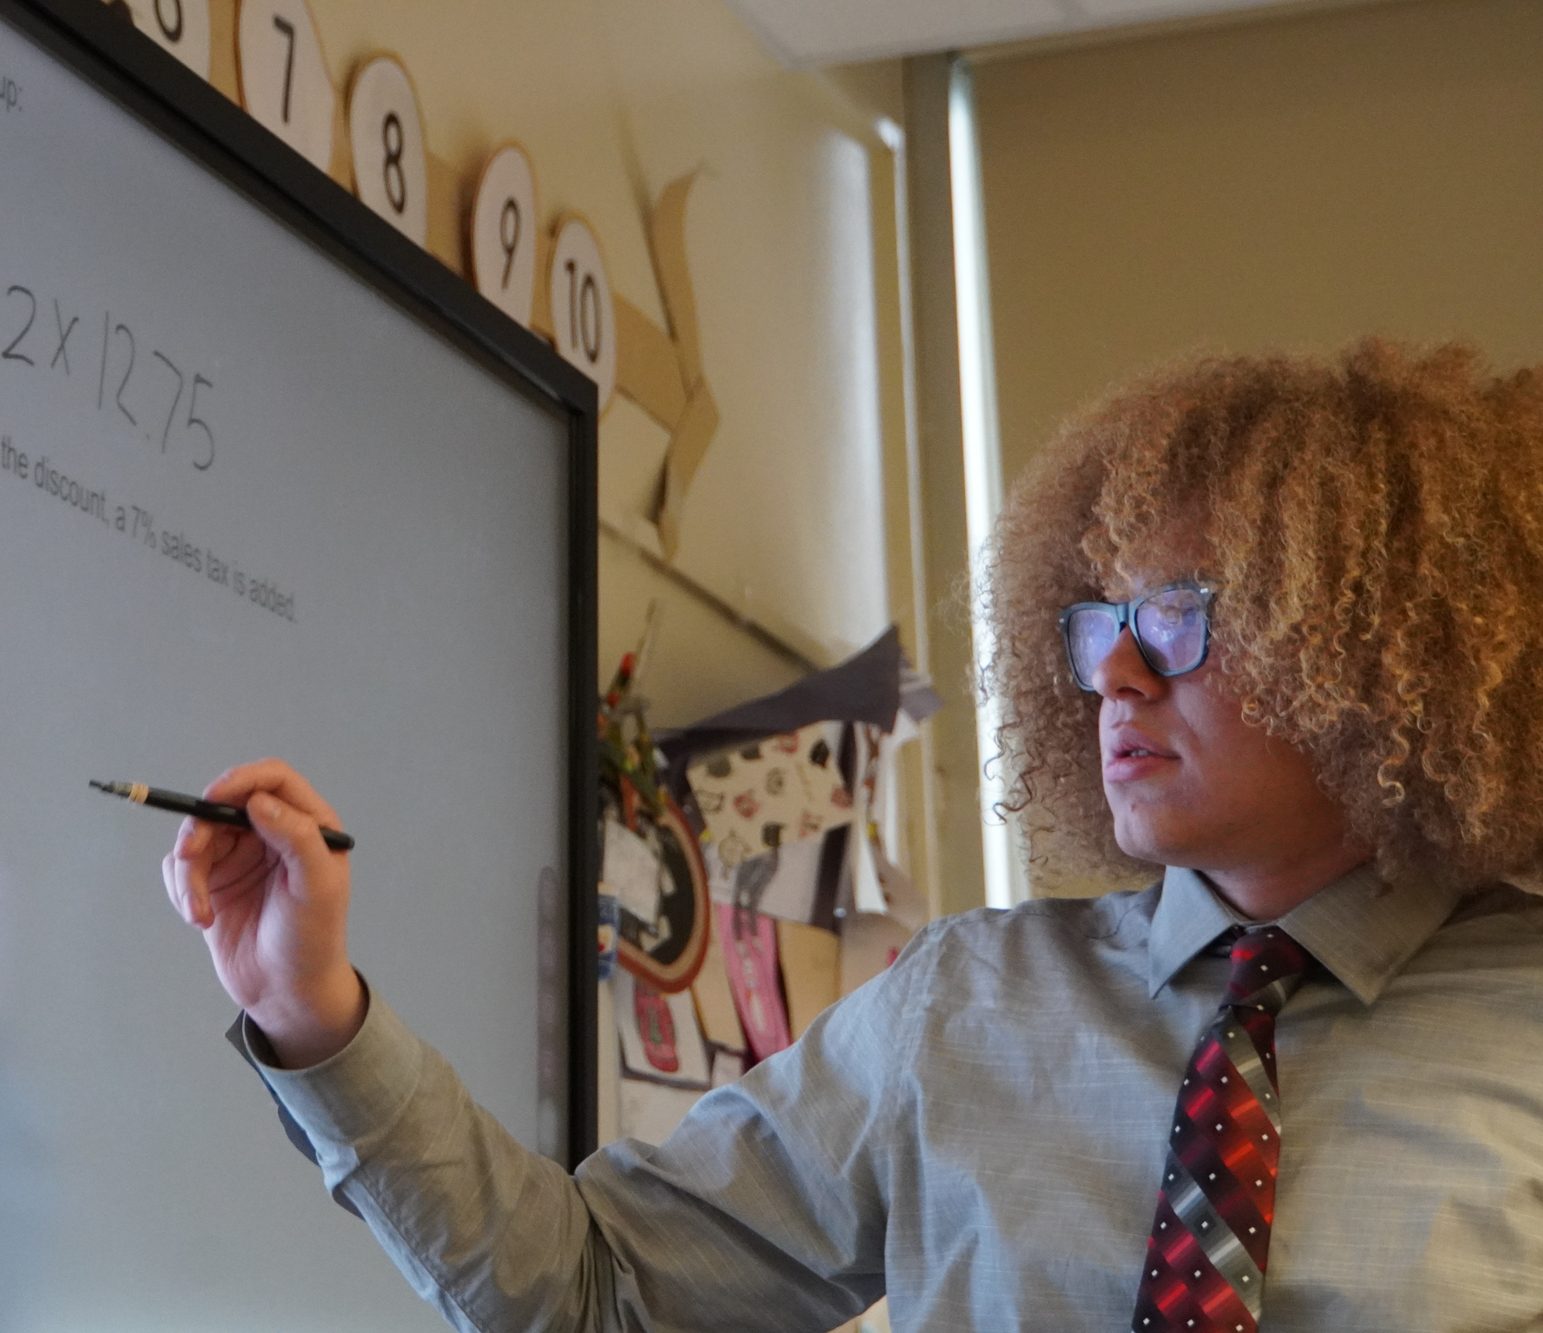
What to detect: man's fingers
<box><xmin>166</xmin><ymin>761</ymin><xmax>349</xmax><ymax>946</ymax></box>
<box><xmin>201</xmin><ymin>759</ymin><xmax>342</xmax><ymax>830</ymax></box>
<box><xmin>163</xmin><ymin>848</ymin><xmax>211</xmax><ymax>929</ymax></box>
<box><xmin>243</xmin><ymin>789</ymin><xmax>333</xmax><ymax>886</ymax></box>
<box><xmin>168</xmin><ymin>813</ymin><xmax>262</xmax><ymax>926</ymax></box>
<box><xmin>168</xmin><ymin>815</ymin><xmax>213</xmax><ymax>926</ymax></box>
<box><xmin>205</xmin><ymin>834</ymin><xmax>272</xmax><ymax>899</ymax></box>
<box><xmin>178</xmin><ymin>819</ymin><xmax>207</xmax><ymax>860</ymax></box>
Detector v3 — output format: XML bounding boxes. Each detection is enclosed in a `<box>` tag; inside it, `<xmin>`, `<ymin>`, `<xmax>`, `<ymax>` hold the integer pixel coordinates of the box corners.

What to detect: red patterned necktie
<box><xmin>1130</xmin><ymin>926</ymin><xmax>1312</xmax><ymax>1333</ymax></box>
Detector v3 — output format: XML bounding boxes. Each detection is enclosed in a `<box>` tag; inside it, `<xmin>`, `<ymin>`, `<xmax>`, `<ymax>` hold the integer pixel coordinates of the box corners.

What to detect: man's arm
<box><xmin>235</xmin><ymin>954</ymin><xmax>925</xmax><ymax>1331</ymax></box>
<box><xmin>167</xmin><ymin>759</ymin><xmax>923</xmax><ymax>1330</ymax></box>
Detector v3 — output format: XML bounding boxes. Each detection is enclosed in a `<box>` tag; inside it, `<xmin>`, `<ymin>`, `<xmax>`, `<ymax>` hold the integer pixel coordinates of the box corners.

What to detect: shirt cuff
<box><xmin>232</xmin><ymin>978</ymin><xmax>424</xmax><ymax>1147</ymax></box>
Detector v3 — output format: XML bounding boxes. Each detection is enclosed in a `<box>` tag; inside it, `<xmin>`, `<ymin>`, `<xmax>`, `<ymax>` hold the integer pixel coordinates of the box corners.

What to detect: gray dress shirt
<box><xmin>244</xmin><ymin>865</ymin><xmax>1543</xmax><ymax>1331</ymax></box>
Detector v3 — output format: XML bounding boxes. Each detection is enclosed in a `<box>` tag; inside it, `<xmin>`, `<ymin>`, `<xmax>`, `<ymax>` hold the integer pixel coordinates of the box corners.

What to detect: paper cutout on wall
<box><xmin>646</xmin><ymin>170</ymin><xmax>718</xmax><ymax>558</ymax></box>
<box><xmin>618</xmin><ymin>1077</ymin><xmax>701</xmax><ymax>1146</ymax></box>
<box><xmin>703</xmin><ymin>832</ymin><xmax>844</xmax><ymax>930</ymax></box>
<box><xmin>686</xmin><ymin>720</ymin><xmax>853</xmax><ymax>868</ymax></box>
<box><xmin>614</xmin><ymin>967</ymin><xmax>711</xmax><ymax>1090</ymax></box>
<box><xmin>657</xmin><ymin>626</ymin><xmax>902</xmax><ymax>777</ymax></box>
<box><xmin>690</xmin><ymin>904</ymin><xmax>748</xmax><ymax>1053</ymax></box>
<box><xmin>716</xmin><ymin>902</ymin><xmax>792</xmax><ymax>1063</ymax></box>
<box><xmin>609</xmin><ymin>789</ymin><xmax>711</xmax><ymax>994</ymax></box>
<box><xmin>602</xmin><ymin>814</ymin><xmax>663</xmax><ymax>923</ymax></box>
<box><xmin>710</xmin><ymin>1050</ymin><xmax>744</xmax><ymax>1088</ymax></box>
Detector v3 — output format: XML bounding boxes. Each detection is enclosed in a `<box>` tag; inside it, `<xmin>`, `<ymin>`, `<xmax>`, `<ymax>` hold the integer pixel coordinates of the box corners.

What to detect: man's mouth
<box><xmin>1104</xmin><ymin>742</ymin><xmax>1178</xmax><ymax>781</ymax></box>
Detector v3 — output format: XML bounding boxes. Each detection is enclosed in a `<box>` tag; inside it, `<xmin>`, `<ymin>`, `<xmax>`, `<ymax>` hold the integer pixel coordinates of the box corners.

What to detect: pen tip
<box><xmin>89</xmin><ymin>779</ymin><xmax>108</xmax><ymax>791</ymax></box>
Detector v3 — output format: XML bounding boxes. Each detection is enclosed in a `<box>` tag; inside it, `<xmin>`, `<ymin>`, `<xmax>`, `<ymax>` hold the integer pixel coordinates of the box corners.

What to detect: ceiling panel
<box><xmin>721</xmin><ymin>0</ymin><xmax>1324</xmax><ymax>66</ymax></box>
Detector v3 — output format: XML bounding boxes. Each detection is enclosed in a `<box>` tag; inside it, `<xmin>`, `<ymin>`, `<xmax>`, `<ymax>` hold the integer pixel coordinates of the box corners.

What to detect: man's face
<box><xmin>1090</xmin><ymin>570</ymin><xmax>1354</xmax><ymax>886</ymax></box>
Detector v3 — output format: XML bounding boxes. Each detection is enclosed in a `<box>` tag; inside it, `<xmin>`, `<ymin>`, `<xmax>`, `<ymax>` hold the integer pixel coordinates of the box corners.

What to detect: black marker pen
<box><xmin>90</xmin><ymin>779</ymin><xmax>355</xmax><ymax>851</ymax></box>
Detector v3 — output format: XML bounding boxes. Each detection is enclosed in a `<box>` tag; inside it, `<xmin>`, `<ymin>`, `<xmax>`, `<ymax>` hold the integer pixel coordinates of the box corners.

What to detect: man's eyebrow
<box><xmin>1099</xmin><ymin>578</ymin><xmax>1165</xmax><ymax>602</ymax></box>
<box><xmin>1109</xmin><ymin>572</ymin><xmax>1213</xmax><ymax>599</ymax></box>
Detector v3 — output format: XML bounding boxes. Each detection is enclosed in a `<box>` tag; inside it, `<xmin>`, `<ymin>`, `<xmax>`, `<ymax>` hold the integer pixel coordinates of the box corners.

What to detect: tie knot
<box><xmin>1224</xmin><ymin>926</ymin><xmax>1311</xmax><ymax>1015</ymax></box>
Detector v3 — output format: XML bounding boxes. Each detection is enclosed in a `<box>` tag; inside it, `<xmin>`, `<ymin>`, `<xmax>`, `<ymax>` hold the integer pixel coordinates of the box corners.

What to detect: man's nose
<box><xmin>1090</xmin><ymin>627</ymin><xmax>1166</xmax><ymax>700</ymax></box>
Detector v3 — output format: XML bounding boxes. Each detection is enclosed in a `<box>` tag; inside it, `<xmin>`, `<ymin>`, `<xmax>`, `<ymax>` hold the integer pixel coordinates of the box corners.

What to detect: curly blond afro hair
<box><xmin>981</xmin><ymin>338</ymin><xmax>1543</xmax><ymax>889</ymax></box>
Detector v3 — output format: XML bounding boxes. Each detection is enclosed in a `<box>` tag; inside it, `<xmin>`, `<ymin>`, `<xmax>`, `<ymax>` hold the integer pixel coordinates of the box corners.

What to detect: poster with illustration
<box><xmin>685</xmin><ymin>721</ymin><xmax>854</xmax><ymax>868</ymax></box>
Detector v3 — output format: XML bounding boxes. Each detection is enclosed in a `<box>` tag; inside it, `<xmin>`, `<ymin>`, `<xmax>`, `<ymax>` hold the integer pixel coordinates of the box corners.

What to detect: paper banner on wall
<box><xmin>686</xmin><ymin>720</ymin><xmax>853</xmax><ymax>869</ymax></box>
<box><xmin>847</xmin><ymin>830</ymin><xmax>924</xmax><ymax>933</ymax></box>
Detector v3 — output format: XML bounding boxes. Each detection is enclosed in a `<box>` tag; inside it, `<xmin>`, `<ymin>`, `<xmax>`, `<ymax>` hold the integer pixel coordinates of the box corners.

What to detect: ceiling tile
<box><xmin>721</xmin><ymin>0</ymin><xmax>1072</xmax><ymax>67</ymax></box>
<box><xmin>722</xmin><ymin>0</ymin><xmax>1323</xmax><ymax>66</ymax></box>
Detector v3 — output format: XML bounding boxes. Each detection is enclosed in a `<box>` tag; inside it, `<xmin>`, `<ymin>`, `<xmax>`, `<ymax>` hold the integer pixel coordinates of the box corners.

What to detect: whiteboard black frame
<box><xmin>2</xmin><ymin>0</ymin><xmax>600</xmax><ymax>1165</ymax></box>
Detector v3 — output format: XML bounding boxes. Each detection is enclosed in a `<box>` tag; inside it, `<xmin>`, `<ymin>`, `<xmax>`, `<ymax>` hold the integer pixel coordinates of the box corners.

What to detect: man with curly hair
<box><xmin>985</xmin><ymin>336</ymin><xmax>1543</xmax><ymax>899</ymax></box>
<box><xmin>169</xmin><ymin>340</ymin><xmax>1543</xmax><ymax>1332</ymax></box>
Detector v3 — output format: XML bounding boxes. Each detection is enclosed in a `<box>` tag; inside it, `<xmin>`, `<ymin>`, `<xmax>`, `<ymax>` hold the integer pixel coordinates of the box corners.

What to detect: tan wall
<box><xmin>973</xmin><ymin>0</ymin><xmax>1543</xmax><ymax>486</ymax></box>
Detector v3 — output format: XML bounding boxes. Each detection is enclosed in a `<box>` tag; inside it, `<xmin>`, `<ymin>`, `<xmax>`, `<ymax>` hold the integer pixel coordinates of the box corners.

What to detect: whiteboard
<box><xmin>0</xmin><ymin>2</ymin><xmax>598</xmax><ymax>1329</ymax></box>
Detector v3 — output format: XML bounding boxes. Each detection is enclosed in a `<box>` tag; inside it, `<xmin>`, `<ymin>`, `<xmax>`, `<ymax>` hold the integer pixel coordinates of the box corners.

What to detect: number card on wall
<box><xmin>548</xmin><ymin>213</ymin><xmax>616</xmax><ymax>415</ymax></box>
<box><xmin>236</xmin><ymin>0</ymin><xmax>334</xmax><ymax>172</ymax></box>
<box><xmin>348</xmin><ymin>53</ymin><xmax>427</xmax><ymax>247</ymax></box>
<box><xmin>127</xmin><ymin>0</ymin><xmax>211</xmax><ymax>79</ymax></box>
<box><xmin>471</xmin><ymin>142</ymin><xmax>540</xmax><ymax>331</ymax></box>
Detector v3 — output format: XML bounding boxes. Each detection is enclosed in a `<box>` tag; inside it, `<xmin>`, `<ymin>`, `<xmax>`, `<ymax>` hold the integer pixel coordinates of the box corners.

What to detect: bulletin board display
<box><xmin>0</xmin><ymin>1</ymin><xmax>597</xmax><ymax>1330</ymax></box>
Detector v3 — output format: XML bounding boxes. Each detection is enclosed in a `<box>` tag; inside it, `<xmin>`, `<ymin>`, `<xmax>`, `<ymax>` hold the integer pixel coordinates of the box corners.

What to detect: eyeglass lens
<box><xmin>1067</xmin><ymin>585</ymin><xmax>1208</xmax><ymax>685</ymax></box>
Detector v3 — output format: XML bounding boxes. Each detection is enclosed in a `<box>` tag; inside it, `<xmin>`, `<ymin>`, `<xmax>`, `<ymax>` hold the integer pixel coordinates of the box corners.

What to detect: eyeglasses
<box><xmin>1058</xmin><ymin>580</ymin><xmax>1218</xmax><ymax>692</ymax></box>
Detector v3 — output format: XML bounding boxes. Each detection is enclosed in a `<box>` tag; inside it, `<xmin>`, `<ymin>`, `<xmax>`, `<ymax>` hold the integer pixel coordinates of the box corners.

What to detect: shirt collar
<box><xmin>1147</xmin><ymin>863</ymin><xmax>1467</xmax><ymax>1004</ymax></box>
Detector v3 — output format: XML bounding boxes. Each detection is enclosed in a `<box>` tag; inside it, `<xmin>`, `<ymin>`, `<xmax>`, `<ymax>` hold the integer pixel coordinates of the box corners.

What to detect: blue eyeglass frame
<box><xmin>1057</xmin><ymin>580</ymin><xmax>1219</xmax><ymax>692</ymax></box>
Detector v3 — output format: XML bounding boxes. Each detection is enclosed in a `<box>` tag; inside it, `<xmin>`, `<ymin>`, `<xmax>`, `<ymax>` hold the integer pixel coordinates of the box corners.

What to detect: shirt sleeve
<box><xmin>233</xmin><ymin>936</ymin><xmax>935</xmax><ymax>1333</ymax></box>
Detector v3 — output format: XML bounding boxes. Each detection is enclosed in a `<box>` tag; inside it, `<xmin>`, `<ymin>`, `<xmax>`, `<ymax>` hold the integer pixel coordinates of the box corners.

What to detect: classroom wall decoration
<box><xmin>595</xmin><ymin>626</ymin><xmax>934</xmax><ymax>1142</ymax></box>
<box><xmin>470</xmin><ymin>142</ymin><xmax>540</xmax><ymax>330</ymax></box>
<box><xmin>597</xmin><ymin>651</ymin><xmax>713</xmax><ymax>995</ymax></box>
<box><xmin>120</xmin><ymin>0</ymin><xmax>718</xmax><ymax>554</ymax></box>
<box><xmin>137</xmin><ymin>0</ymin><xmax>209</xmax><ymax>74</ymax></box>
<box><xmin>347</xmin><ymin>52</ymin><xmax>428</xmax><ymax>246</ymax></box>
<box><xmin>234</xmin><ymin>0</ymin><xmax>333</xmax><ymax>170</ymax></box>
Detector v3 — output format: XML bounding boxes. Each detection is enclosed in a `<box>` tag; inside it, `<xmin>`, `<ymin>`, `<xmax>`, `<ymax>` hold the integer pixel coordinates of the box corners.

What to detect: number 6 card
<box><xmin>129</xmin><ymin>0</ymin><xmax>212</xmax><ymax>81</ymax></box>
